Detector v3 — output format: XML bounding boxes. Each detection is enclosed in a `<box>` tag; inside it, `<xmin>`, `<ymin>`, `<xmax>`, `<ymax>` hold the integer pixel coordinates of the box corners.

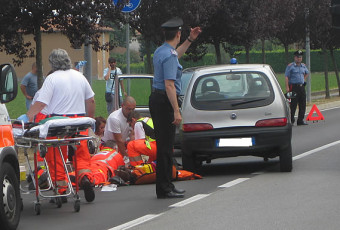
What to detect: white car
<box><xmin>180</xmin><ymin>64</ymin><xmax>293</xmax><ymax>172</ymax></box>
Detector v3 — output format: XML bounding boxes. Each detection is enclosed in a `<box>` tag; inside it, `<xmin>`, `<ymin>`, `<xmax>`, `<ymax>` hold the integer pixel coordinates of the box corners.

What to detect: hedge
<box><xmin>236</xmin><ymin>49</ymin><xmax>340</xmax><ymax>73</ymax></box>
<box><xmin>121</xmin><ymin>49</ymin><xmax>340</xmax><ymax>74</ymax></box>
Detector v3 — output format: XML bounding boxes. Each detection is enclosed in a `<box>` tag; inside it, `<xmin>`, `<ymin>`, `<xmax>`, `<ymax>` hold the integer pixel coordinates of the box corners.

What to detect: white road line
<box><xmin>293</xmin><ymin>140</ymin><xmax>340</xmax><ymax>161</ymax></box>
<box><xmin>319</xmin><ymin>106</ymin><xmax>340</xmax><ymax>112</ymax></box>
<box><xmin>169</xmin><ymin>194</ymin><xmax>210</xmax><ymax>208</ymax></box>
<box><xmin>109</xmin><ymin>140</ymin><xmax>340</xmax><ymax>230</ymax></box>
<box><xmin>218</xmin><ymin>178</ymin><xmax>250</xmax><ymax>188</ymax></box>
<box><xmin>108</xmin><ymin>214</ymin><xmax>163</xmax><ymax>230</ymax></box>
<box><xmin>252</xmin><ymin>171</ymin><xmax>265</xmax><ymax>175</ymax></box>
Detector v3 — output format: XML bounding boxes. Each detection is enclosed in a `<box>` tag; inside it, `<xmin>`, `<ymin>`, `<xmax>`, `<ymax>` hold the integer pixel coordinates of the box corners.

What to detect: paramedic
<box><xmin>102</xmin><ymin>96</ymin><xmax>136</xmax><ymax>165</ymax></box>
<box><xmin>27</xmin><ymin>48</ymin><xmax>96</xmax><ymax>202</ymax></box>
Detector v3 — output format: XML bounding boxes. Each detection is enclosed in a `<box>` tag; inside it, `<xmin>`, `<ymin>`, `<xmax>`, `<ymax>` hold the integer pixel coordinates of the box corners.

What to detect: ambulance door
<box><xmin>0</xmin><ymin>63</ymin><xmax>21</xmax><ymax>230</ymax></box>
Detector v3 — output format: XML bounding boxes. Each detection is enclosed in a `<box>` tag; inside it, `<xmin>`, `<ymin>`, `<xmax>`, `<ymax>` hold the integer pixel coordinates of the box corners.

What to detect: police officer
<box><xmin>285</xmin><ymin>50</ymin><xmax>309</xmax><ymax>125</ymax></box>
<box><xmin>149</xmin><ymin>17</ymin><xmax>201</xmax><ymax>199</ymax></box>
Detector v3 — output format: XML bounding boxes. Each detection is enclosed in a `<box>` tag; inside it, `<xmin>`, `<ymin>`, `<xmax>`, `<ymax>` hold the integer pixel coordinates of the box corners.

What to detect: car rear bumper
<box><xmin>181</xmin><ymin>125</ymin><xmax>292</xmax><ymax>159</ymax></box>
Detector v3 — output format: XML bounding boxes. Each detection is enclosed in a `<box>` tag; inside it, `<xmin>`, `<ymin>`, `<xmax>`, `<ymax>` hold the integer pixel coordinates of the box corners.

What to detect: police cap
<box><xmin>161</xmin><ymin>17</ymin><xmax>183</xmax><ymax>31</ymax></box>
<box><xmin>294</xmin><ymin>50</ymin><xmax>303</xmax><ymax>56</ymax></box>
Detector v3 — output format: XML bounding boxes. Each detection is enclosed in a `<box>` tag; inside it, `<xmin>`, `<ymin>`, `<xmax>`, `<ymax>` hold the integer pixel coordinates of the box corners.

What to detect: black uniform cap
<box><xmin>294</xmin><ymin>50</ymin><xmax>303</xmax><ymax>56</ymax></box>
<box><xmin>161</xmin><ymin>17</ymin><xmax>183</xmax><ymax>31</ymax></box>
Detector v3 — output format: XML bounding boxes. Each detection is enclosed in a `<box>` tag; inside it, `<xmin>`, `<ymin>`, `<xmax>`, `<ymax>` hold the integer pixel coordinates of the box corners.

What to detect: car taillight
<box><xmin>255</xmin><ymin>118</ymin><xmax>287</xmax><ymax>127</ymax></box>
<box><xmin>182</xmin><ymin>123</ymin><xmax>213</xmax><ymax>132</ymax></box>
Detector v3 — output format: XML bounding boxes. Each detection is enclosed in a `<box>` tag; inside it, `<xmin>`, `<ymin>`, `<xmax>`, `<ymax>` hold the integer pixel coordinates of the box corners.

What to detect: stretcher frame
<box><xmin>13</xmin><ymin>119</ymin><xmax>95</xmax><ymax>215</ymax></box>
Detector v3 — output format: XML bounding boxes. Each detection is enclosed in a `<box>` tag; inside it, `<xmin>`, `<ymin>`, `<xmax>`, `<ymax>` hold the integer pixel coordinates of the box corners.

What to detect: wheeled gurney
<box><xmin>13</xmin><ymin>117</ymin><xmax>95</xmax><ymax>215</ymax></box>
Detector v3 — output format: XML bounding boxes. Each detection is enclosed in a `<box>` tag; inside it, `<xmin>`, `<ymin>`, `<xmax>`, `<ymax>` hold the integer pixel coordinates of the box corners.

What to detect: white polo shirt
<box><xmin>36</xmin><ymin>69</ymin><xmax>94</xmax><ymax>115</ymax></box>
<box><xmin>102</xmin><ymin>108</ymin><xmax>131</xmax><ymax>143</ymax></box>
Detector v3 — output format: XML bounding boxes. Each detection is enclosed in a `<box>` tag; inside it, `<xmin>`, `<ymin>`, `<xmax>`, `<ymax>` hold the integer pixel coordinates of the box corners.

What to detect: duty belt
<box><xmin>290</xmin><ymin>84</ymin><xmax>303</xmax><ymax>87</ymax></box>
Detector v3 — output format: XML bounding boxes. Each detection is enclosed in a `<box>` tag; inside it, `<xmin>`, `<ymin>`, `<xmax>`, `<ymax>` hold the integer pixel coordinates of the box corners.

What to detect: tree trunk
<box><xmin>245</xmin><ymin>45</ymin><xmax>250</xmax><ymax>64</ymax></box>
<box><xmin>322</xmin><ymin>47</ymin><xmax>330</xmax><ymax>99</ymax></box>
<box><xmin>145</xmin><ymin>39</ymin><xmax>152</xmax><ymax>74</ymax></box>
<box><xmin>285</xmin><ymin>44</ymin><xmax>289</xmax><ymax>65</ymax></box>
<box><xmin>330</xmin><ymin>48</ymin><xmax>340</xmax><ymax>96</ymax></box>
<box><xmin>261</xmin><ymin>39</ymin><xmax>266</xmax><ymax>64</ymax></box>
<box><xmin>214</xmin><ymin>41</ymin><xmax>221</xmax><ymax>64</ymax></box>
<box><xmin>34</xmin><ymin>24</ymin><xmax>43</xmax><ymax>89</ymax></box>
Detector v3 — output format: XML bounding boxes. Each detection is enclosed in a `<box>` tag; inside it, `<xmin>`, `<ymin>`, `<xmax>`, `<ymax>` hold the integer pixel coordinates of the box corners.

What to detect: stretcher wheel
<box><xmin>74</xmin><ymin>200</ymin><xmax>80</xmax><ymax>212</ymax></box>
<box><xmin>87</xmin><ymin>140</ymin><xmax>95</xmax><ymax>155</ymax></box>
<box><xmin>34</xmin><ymin>203</ymin><xmax>41</xmax><ymax>215</ymax></box>
<box><xmin>38</xmin><ymin>144</ymin><xmax>47</xmax><ymax>158</ymax></box>
<box><xmin>55</xmin><ymin>197</ymin><xmax>62</xmax><ymax>208</ymax></box>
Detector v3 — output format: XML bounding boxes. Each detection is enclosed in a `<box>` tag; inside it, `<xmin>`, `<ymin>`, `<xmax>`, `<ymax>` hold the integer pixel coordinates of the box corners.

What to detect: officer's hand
<box><xmin>189</xmin><ymin>27</ymin><xmax>202</xmax><ymax>41</ymax></box>
<box><xmin>172</xmin><ymin>111</ymin><xmax>182</xmax><ymax>126</ymax></box>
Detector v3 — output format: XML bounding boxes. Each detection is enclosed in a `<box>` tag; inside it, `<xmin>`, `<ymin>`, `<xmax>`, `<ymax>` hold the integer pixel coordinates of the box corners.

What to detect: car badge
<box><xmin>230</xmin><ymin>113</ymin><xmax>237</xmax><ymax>120</ymax></box>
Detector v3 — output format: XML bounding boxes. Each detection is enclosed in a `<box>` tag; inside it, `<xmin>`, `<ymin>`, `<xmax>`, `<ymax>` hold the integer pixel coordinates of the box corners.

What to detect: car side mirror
<box><xmin>0</xmin><ymin>64</ymin><xmax>18</xmax><ymax>103</ymax></box>
<box><xmin>285</xmin><ymin>92</ymin><xmax>296</xmax><ymax>99</ymax></box>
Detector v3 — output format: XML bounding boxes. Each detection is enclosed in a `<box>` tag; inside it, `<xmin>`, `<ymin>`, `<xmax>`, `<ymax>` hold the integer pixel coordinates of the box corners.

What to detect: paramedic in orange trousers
<box><xmin>149</xmin><ymin>17</ymin><xmax>201</xmax><ymax>199</ymax></box>
<box><xmin>27</xmin><ymin>49</ymin><xmax>96</xmax><ymax>202</ymax></box>
<box><xmin>82</xmin><ymin>141</ymin><xmax>125</xmax><ymax>185</ymax></box>
<box><xmin>126</xmin><ymin>111</ymin><xmax>157</xmax><ymax>166</ymax></box>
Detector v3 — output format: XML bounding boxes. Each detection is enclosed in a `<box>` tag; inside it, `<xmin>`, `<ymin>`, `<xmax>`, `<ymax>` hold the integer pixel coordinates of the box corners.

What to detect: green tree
<box><xmin>0</xmin><ymin>0</ymin><xmax>122</xmax><ymax>87</ymax></box>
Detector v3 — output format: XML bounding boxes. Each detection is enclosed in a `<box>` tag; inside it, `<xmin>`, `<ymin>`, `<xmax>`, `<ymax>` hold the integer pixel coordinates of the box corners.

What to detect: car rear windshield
<box><xmin>191</xmin><ymin>71</ymin><xmax>275</xmax><ymax>110</ymax></box>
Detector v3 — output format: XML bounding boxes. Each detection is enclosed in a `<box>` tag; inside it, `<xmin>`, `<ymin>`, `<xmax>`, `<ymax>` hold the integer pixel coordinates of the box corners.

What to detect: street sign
<box><xmin>113</xmin><ymin>0</ymin><xmax>141</xmax><ymax>13</ymax></box>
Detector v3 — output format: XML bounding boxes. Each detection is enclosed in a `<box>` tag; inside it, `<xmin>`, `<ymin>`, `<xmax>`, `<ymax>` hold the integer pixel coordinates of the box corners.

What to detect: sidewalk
<box><xmin>307</xmin><ymin>89</ymin><xmax>340</xmax><ymax>112</ymax></box>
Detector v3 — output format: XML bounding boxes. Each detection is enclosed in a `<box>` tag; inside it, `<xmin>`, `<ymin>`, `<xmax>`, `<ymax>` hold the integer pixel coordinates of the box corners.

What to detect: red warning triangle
<box><xmin>306</xmin><ymin>104</ymin><xmax>324</xmax><ymax>121</ymax></box>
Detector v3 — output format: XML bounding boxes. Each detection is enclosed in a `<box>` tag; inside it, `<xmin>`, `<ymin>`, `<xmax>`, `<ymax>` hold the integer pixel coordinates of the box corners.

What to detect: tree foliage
<box><xmin>0</xmin><ymin>0</ymin><xmax>122</xmax><ymax>86</ymax></box>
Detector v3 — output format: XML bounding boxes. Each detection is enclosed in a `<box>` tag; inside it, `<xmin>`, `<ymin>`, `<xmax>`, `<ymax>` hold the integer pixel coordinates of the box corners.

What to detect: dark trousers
<box><xmin>290</xmin><ymin>84</ymin><xmax>306</xmax><ymax>123</ymax></box>
<box><xmin>149</xmin><ymin>92</ymin><xmax>176</xmax><ymax>195</ymax></box>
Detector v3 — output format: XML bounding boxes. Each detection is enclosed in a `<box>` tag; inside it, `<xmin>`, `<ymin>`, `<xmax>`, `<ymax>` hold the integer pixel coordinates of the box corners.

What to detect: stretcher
<box><xmin>13</xmin><ymin>117</ymin><xmax>95</xmax><ymax>215</ymax></box>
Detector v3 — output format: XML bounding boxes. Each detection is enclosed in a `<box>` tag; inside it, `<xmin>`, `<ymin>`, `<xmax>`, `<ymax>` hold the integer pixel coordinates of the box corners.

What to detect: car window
<box><xmin>191</xmin><ymin>72</ymin><xmax>274</xmax><ymax>110</ymax></box>
<box><xmin>119</xmin><ymin>77</ymin><xmax>153</xmax><ymax>107</ymax></box>
<box><xmin>180</xmin><ymin>72</ymin><xmax>193</xmax><ymax>96</ymax></box>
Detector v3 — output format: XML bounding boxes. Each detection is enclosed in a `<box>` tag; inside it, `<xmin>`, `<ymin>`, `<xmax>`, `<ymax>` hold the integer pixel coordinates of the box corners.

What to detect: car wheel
<box><xmin>0</xmin><ymin>162</ymin><xmax>21</xmax><ymax>230</ymax></box>
<box><xmin>279</xmin><ymin>143</ymin><xmax>293</xmax><ymax>172</ymax></box>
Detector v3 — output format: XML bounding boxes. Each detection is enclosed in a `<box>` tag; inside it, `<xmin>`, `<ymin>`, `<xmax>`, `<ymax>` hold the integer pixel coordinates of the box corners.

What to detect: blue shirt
<box><xmin>152</xmin><ymin>42</ymin><xmax>183</xmax><ymax>94</ymax></box>
<box><xmin>285</xmin><ymin>62</ymin><xmax>309</xmax><ymax>84</ymax></box>
<box><xmin>21</xmin><ymin>72</ymin><xmax>38</xmax><ymax>97</ymax></box>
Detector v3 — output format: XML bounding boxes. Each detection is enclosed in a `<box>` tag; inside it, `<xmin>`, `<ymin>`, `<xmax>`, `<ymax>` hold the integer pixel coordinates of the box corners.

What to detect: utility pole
<box><xmin>84</xmin><ymin>40</ymin><xmax>92</xmax><ymax>85</ymax></box>
<box><xmin>126</xmin><ymin>14</ymin><xmax>130</xmax><ymax>74</ymax></box>
<box><xmin>305</xmin><ymin>7</ymin><xmax>311</xmax><ymax>103</ymax></box>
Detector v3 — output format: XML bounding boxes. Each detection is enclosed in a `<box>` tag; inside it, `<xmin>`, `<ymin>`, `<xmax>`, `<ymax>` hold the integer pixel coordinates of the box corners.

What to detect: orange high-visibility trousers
<box><xmin>35</xmin><ymin>112</ymin><xmax>47</xmax><ymax>162</ymax></box>
<box><xmin>45</xmin><ymin>143</ymin><xmax>68</xmax><ymax>182</ymax></box>
<box><xmin>45</xmin><ymin>129</ymin><xmax>92</xmax><ymax>187</ymax></box>
<box><xmin>80</xmin><ymin>148</ymin><xmax>125</xmax><ymax>185</ymax></box>
<box><xmin>127</xmin><ymin>140</ymin><xmax>157</xmax><ymax>166</ymax></box>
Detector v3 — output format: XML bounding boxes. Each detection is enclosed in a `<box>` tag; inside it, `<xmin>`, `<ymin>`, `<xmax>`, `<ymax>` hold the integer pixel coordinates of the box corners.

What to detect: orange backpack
<box><xmin>177</xmin><ymin>170</ymin><xmax>202</xmax><ymax>180</ymax></box>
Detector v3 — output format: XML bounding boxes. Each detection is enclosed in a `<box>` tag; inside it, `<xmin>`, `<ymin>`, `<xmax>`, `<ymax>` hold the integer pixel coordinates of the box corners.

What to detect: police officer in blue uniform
<box><xmin>149</xmin><ymin>17</ymin><xmax>201</xmax><ymax>199</ymax></box>
<box><xmin>285</xmin><ymin>50</ymin><xmax>310</xmax><ymax>125</ymax></box>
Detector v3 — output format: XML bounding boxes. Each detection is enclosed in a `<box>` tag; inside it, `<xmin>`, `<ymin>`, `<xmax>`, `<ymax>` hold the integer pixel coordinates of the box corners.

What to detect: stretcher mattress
<box><xmin>13</xmin><ymin>117</ymin><xmax>95</xmax><ymax>138</ymax></box>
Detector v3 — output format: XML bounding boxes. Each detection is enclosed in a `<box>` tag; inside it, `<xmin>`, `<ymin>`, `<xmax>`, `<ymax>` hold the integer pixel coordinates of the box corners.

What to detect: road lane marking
<box><xmin>109</xmin><ymin>141</ymin><xmax>340</xmax><ymax>230</ymax></box>
<box><xmin>218</xmin><ymin>178</ymin><xmax>250</xmax><ymax>188</ymax></box>
<box><xmin>108</xmin><ymin>214</ymin><xmax>163</xmax><ymax>230</ymax></box>
<box><xmin>252</xmin><ymin>171</ymin><xmax>265</xmax><ymax>175</ymax></box>
<box><xmin>293</xmin><ymin>140</ymin><xmax>340</xmax><ymax>161</ymax></box>
<box><xmin>169</xmin><ymin>194</ymin><xmax>210</xmax><ymax>208</ymax></box>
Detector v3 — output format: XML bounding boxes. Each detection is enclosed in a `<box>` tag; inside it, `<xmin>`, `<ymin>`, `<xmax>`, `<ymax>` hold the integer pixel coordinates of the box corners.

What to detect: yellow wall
<box><xmin>0</xmin><ymin>31</ymin><xmax>111</xmax><ymax>80</ymax></box>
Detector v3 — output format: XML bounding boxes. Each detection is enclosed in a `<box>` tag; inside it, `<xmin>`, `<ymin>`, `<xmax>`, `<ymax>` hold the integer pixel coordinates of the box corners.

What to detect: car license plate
<box><xmin>217</xmin><ymin>137</ymin><xmax>254</xmax><ymax>147</ymax></box>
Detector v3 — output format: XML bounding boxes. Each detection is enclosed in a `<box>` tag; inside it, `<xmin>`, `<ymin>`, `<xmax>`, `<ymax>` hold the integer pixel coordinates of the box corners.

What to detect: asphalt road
<box><xmin>17</xmin><ymin>105</ymin><xmax>340</xmax><ymax>230</ymax></box>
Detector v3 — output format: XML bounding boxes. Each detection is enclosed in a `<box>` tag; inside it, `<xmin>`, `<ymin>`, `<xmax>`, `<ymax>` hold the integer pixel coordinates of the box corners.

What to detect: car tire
<box><xmin>279</xmin><ymin>143</ymin><xmax>293</xmax><ymax>172</ymax></box>
<box><xmin>0</xmin><ymin>162</ymin><xmax>21</xmax><ymax>230</ymax></box>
